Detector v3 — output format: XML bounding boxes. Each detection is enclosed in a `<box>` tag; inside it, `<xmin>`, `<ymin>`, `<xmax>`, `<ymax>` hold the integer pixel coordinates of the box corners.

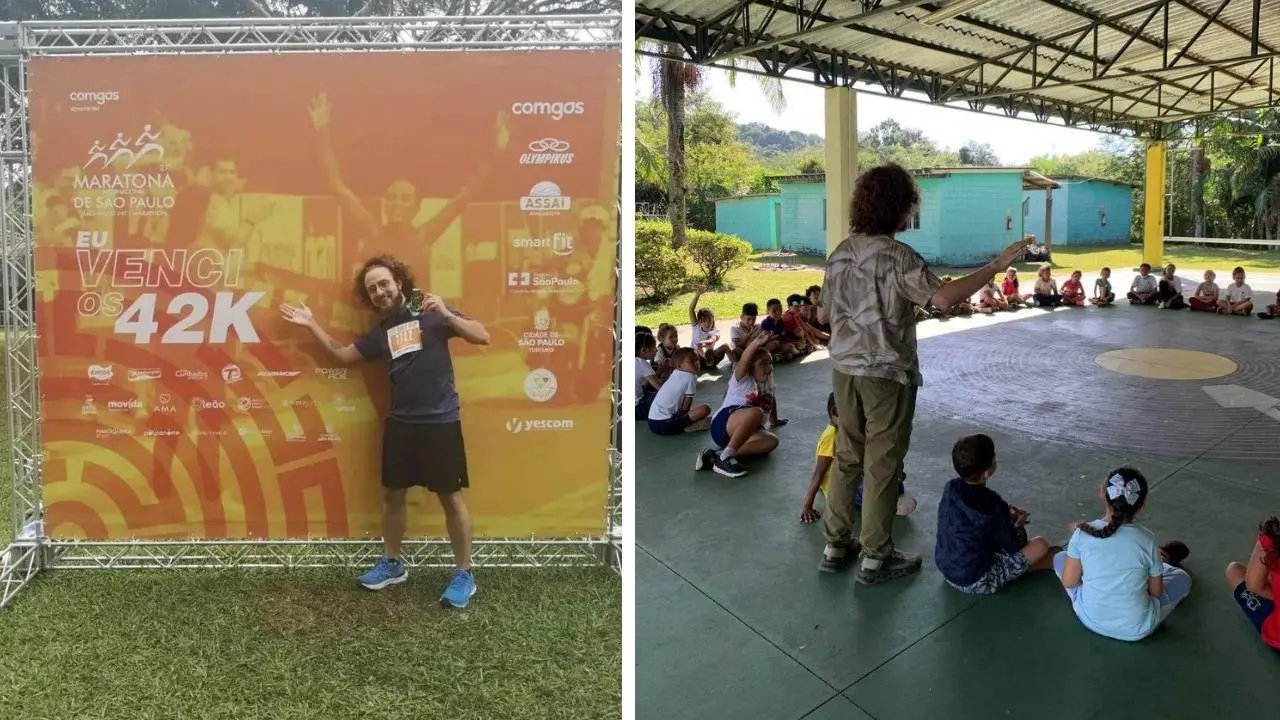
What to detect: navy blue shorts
<box><xmin>1234</xmin><ymin>581</ymin><xmax>1277</xmax><ymax>636</ymax></box>
<box><xmin>648</xmin><ymin>411</ymin><xmax>691</xmax><ymax>436</ymax></box>
<box><xmin>710</xmin><ymin>404</ymin><xmax>751</xmax><ymax>447</ymax></box>
<box><xmin>636</xmin><ymin>389</ymin><xmax>657</xmax><ymax>421</ymax></box>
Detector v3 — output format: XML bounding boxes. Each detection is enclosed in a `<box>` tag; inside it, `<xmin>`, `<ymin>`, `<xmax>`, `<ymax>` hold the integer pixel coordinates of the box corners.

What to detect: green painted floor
<box><xmin>636</xmin><ymin>306</ymin><xmax>1280</xmax><ymax>720</ymax></box>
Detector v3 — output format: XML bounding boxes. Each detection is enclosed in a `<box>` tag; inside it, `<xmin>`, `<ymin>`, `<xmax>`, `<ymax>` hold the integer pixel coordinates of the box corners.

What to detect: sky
<box><xmin>637</xmin><ymin>61</ymin><xmax>1117</xmax><ymax>165</ymax></box>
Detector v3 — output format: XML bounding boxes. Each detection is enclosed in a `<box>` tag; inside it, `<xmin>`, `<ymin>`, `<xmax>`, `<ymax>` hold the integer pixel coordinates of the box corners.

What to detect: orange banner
<box><xmin>30</xmin><ymin>51</ymin><xmax>620</xmax><ymax>540</ymax></box>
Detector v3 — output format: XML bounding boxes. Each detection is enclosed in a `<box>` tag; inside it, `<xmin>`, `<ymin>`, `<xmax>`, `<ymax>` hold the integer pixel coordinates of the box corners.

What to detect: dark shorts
<box><xmin>1234</xmin><ymin>581</ymin><xmax>1278</xmax><ymax>638</ymax></box>
<box><xmin>381</xmin><ymin>418</ymin><xmax>470</xmax><ymax>493</ymax></box>
<box><xmin>710</xmin><ymin>404</ymin><xmax>751</xmax><ymax>447</ymax></box>
<box><xmin>636</xmin><ymin>389</ymin><xmax>657</xmax><ymax>421</ymax></box>
<box><xmin>648</xmin><ymin>411</ymin><xmax>691</xmax><ymax>436</ymax></box>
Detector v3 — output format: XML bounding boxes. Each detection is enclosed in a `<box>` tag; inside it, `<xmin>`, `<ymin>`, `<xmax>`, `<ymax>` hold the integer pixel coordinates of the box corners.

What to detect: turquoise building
<box><xmin>713</xmin><ymin>194</ymin><xmax>782</xmax><ymax>250</ymax></box>
<box><xmin>714</xmin><ymin>168</ymin><xmax>1060</xmax><ymax>266</ymax></box>
<box><xmin>1022</xmin><ymin>177</ymin><xmax>1136</xmax><ymax>246</ymax></box>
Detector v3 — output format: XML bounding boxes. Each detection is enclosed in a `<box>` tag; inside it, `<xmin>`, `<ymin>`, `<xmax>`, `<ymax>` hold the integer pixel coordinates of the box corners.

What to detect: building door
<box><xmin>774</xmin><ymin>202</ymin><xmax>783</xmax><ymax>251</ymax></box>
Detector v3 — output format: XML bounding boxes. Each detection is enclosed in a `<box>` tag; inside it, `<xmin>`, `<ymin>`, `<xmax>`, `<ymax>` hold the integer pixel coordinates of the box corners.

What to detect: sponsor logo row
<box><xmin>87</xmin><ymin>365</ymin><xmax>350</xmax><ymax>384</ymax></box>
<box><xmin>95</xmin><ymin>416</ymin><xmax>576</xmax><ymax>440</ymax></box>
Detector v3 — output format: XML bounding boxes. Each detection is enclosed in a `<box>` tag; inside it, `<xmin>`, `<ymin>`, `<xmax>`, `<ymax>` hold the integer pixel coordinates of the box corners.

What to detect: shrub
<box><xmin>684</xmin><ymin>230</ymin><xmax>752</xmax><ymax>287</ymax></box>
<box><xmin>635</xmin><ymin>219</ymin><xmax>673</xmax><ymax>245</ymax></box>
<box><xmin>636</xmin><ymin>238</ymin><xmax>687</xmax><ymax>303</ymax></box>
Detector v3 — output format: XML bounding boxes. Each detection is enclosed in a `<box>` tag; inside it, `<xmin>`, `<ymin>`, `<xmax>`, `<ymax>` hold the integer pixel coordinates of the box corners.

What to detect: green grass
<box><xmin>637</xmin><ymin>244</ymin><xmax>1280</xmax><ymax>328</ymax></box>
<box><xmin>0</xmin><ymin>341</ymin><xmax>620</xmax><ymax>720</ymax></box>
<box><xmin>0</xmin><ymin>567</ymin><xmax>621</xmax><ymax>720</ymax></box>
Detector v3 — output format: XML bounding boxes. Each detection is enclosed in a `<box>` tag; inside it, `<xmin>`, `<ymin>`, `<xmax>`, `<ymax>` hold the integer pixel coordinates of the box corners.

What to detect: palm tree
<box><xmin>642</xmin><ymin>43</ymin><xmax>786</xmax><ymax>249</ymax></box>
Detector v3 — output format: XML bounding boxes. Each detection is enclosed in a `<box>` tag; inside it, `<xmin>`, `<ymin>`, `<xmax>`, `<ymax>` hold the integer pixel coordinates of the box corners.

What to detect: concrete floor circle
<box><xmin>1093</xmin><ymin>347</ymin><xmax>1239</xmax><ymax>380</ymax></box>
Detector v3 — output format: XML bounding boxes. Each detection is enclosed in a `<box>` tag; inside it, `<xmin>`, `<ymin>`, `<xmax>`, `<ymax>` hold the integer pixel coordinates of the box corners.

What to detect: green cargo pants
<box><xmin>821</xmin><ymin>369</ymin><xmax>918</xmax><ymax>558</ymax></box>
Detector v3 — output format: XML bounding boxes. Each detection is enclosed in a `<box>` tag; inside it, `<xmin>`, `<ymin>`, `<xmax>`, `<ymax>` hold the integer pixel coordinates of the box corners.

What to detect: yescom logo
<box><xmin>506</xmin><ymin>418</ymin><xmax>575</xmax><ymax>433</ymax></box>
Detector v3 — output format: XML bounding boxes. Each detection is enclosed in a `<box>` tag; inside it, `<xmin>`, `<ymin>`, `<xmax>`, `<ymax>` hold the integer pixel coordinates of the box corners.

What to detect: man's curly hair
<box><xmin>353</xmin><ymin>254</ymin><xmax>417</xmax><ymax>309</ymax></box>
<box><xmin>848</xmin><ymin>163</ymin><xmax>919</xmax><ymax>237</ymax></box>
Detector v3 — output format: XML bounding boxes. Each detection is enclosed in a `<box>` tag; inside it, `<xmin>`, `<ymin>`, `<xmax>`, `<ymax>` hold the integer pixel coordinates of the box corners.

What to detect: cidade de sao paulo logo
<box><xmin>520</xmin><ymin>309</ymin><xmax>565</xmax><ymax>354</ymax></box>
<box><xmin>521</xmin><ymin>138</ymin><xmax>573</xmax><ymax>165</ymax></box>
<box><xmin>72</xmin><ymin>232</ymin><xmax>265</xmax><ymax>347</ymax></box>
<box><xmin>520</xmin><ymin>181</ymin><xmax>570</xmax><ymax>216</ymax></box>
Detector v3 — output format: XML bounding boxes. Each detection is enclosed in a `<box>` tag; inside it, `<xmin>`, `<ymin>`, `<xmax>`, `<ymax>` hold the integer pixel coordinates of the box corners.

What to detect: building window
<box><xmin>1022</xmin><ymin>197</ymin><xmax>1030</xmax><ymax>217</ymax></box>
<box><xmin>822</xmin><ymin>199</ymin><xmax>827</xmax><ymax>231</ymax></box>
<box><xmin>906</xmin><ymin>211</ymin><xmax>920</xmax><ymax>230</ymax></box>
<box><xmin>1099</xmin><ymin>205</ymin><xmax>1108</xmax><ymax>227</ymax></box>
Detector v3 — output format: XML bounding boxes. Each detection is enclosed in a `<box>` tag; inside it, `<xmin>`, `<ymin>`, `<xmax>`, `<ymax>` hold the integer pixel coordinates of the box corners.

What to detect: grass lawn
<box><xmin>0</xmin><ymin>337</ymin><xmax>621</xmax><ymax>720</ymax></box>
<box><xmin>637</xmin><ymin>243</ymin><xmax>1280</xmax><ymax>327</ymax></box>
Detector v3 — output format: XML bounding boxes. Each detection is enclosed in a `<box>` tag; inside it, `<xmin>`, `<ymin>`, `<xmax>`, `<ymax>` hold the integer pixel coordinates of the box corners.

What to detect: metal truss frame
<box><xmin>636</xmin><ymin>0</ymin><xmax>1278</xmax><ymax>138</ymax></box>
<box><xmin>0</xmin><ymin>13</ymin><xmax>623</xmax><ymax>610</ymax></box>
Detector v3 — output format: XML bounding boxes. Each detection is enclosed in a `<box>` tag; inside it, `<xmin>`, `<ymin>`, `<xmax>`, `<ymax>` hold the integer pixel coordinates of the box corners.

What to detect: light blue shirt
<box><xmin>1067</xmin><ymin>521</ymin><xmax>1163</xmax><ymax>641</ymax></box>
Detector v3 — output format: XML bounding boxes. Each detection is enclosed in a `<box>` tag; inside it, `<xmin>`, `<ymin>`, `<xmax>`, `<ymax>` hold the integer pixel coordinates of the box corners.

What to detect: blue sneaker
<box><xmin>439</xmin><ymin>568</ymin><xmax>476</xmax><ymax>608</ymax></box>
<box><xmin>358</xmin><ymin>557</ymin><xmax>407</xmax><ymax>590</ymax></box>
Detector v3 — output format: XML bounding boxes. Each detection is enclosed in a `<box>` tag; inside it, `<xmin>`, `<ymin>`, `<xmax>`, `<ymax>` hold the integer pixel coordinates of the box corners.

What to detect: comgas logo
<box><xmin>69</xmin><ymin>91</ymin><xmax>119</xmax><ymax>105</ymax></box>
<box><xmin>510</xmin><ymin>101</ymin><xmax>585</xmax><ymax>120</ymax></box>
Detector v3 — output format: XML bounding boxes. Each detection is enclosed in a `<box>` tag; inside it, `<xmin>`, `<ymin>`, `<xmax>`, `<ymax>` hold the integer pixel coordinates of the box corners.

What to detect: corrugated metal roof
<box><xmin>637</xmin><ymin>0</ymin><xmax>1280</xmax><ymax>135</ymax></box>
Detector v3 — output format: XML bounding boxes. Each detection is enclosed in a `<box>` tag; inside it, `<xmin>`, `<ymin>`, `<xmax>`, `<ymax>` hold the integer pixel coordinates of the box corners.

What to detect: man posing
<box><xmin>818</xmin><ymin>164</ymin><xmax>1030</xmax><ymax>585</ymax></box>
<box><xmin>280</xmin><ymin>254</ymin><xmax>490</xmax><ymax>608</ymax></box>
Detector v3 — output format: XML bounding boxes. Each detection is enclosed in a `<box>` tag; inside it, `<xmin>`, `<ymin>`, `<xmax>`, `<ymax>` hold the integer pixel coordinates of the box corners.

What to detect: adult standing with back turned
<box><xmin>817</xmin><ymin>164</ymin><xmax>1031</xmax><ymax>585</ymax></box>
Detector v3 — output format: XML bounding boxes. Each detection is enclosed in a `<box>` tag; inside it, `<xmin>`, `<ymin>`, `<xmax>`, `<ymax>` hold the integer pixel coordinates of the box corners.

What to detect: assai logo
<box><xmin>221</xmin><ymin>364</ymin><xmax>242</xmax><ymax>383</ymax></box>
<box><xmin>68</xmin><ymin>91</ymin><xmax>120</xmax><ymax>112</ymax></box>
<box><xmin>521</xmin><ymin>138</ymin><xmax>574</xmax><ymax>165</ymax></box>
<box><xmin>88</xmin><ymin>364</ymin><xmax>113</xmax><ymax>384</ymax></box>
<box><xmin>520</xmin><ymin>181</ymin><xmax>570</xmax><ymax>216</ymax></box>
<box><xmin>511</xmin><ymin>232</ymin><xmax>574</xmax><ymax>256</ymax></box>
<box><xmin>524</xmin><ymin>369</ymin><xmax>558</xmax><ymax>403</ymax></box>
<box><xmin>506</xmin><ymin>418</ymin><xmax>575</xmax><ymax>434</ymax></box>
<box><xmin>192</xmin><ymin>398</ymin><xmax>227</xmax><ymax>411</ymax></box>
<box><xmin>128</xmin><ymin>368</ymin><xmax>161</xmax><ymax>382</ymax></box>
<box><xmin>510</xmin><ymin>101</ymin><xmax>586</xmax><ymax>120</ymax></box>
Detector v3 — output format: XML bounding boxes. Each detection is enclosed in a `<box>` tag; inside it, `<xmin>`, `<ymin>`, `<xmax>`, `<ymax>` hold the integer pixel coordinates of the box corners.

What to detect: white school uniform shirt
<box><xmin>1225</xmin><ymin>282</ymin><xmax>1253</xmax><ymax>303</ymax></box>
<box><xmin>1163</xmin><ymin>276</ymin><xmax>1182</xmax><ymax>293</ymax></box>
<box><xmin>1132</xmin><ymin>274</ymin><xmax>1157</xmax><ymax>293</ymax></box>
<box><xmin>649</xmin><ymin>369</ymin><xmax>697</xmax><ymax>421</ymax></box>
<box><xmin>633</xmin><ymin>357</ymin><xmax>656</xmax><ymax>405</ymax></box>
<box><xmin>1033</xmin><ymin>277</ymin><xmax>1057</xmax><ymax>295</ymax></box>
<box><xmin>716</xmin><ymin>370</ymin><xmax>760</xmax><ymax>417</ymax></box>
<box><xmin>729</xmin><ymin>322</ymin><xmax>752</xmax><ymax>346</ymax></box>
<box><xmin>691</xmin><ymin>324</ymin><xmax>718</xmax><ymax>346</ymax></box>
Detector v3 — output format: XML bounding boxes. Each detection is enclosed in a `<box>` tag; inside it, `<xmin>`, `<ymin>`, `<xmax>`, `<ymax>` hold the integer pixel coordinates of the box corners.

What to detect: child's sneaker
<box><xmin>358</xmin><ymin>557</ymin><xmax>407</xmax><ymax>590</ymax></box>
<box><xmin>855</xmin><ymin>549</ymin><xmax>922</xmax><ymax>586</ymax></box>
<box><xmin>895</xmin><ymin>493</ymin><xmax>918</xmax><ymax>516</ymax></box>
<box><xmin>712</xmin><ymin>455</ymin><xmax>747</xmax><ymax>478</ymax></box>
<box><xmin>695</xmin><ymin>448</ymin><xmax>716</xmax><ymax>471</ymax></box>
<box><xmin>819</xmin><ymin>541</ymin><xmax>859</xmax><ymax>573</ymax></box>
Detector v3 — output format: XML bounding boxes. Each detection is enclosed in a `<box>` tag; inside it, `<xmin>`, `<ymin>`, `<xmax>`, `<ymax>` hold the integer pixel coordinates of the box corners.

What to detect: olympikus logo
<box><xmin>521</xmin><ymin>138</ymin><xmax>574</xmax><ymax>165</ymax></box>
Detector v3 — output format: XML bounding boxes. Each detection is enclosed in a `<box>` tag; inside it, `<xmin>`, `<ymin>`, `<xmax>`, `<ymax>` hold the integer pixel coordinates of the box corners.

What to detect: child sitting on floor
<box><xmin>728</xmin><ymin>303</ymin><xmax>760</xmax><ymax>362</ymax></box>
<box><xmin>1090</xmin><ymin>267</ymin><xmax>1115</xmax><ymax>306</ymax></box>
<box><xmin>1258</xmin><ymin>288</ymin><xmax>1280</xmax><ymax>319</ymax></box>
<box><xmin>1001</xmin><ymin>268</ymin><xmax>1032</xmax><ymax>308</ymax></box>
<box><xmin>1189</xmin><ymin>270</ymin><xmax>1220</xmax><ymax>312</ymax></box>
<box><xmin>938</xmin><ymin>276</ymin><xmax>975</xmax><ymax>316</ymax></box>
<box><xmin>635</xmin><ymin>332</ymin><xmax>662</xmax><ymax>420</ymax></box>
<box><xmin>646</xmin><ymin>347</ymin><xmax>711</xmax><ymax>436</ymax></box>
<box><xmin>688</xmin><ymin>286</ymin><xmax>730</xmax><ymax>371</ymax></box>
<box><xmin>1225</xmin><ymin>516</ymin><xmax>1280</xmax><ymax>651</ymax></box>
<box><xmin>695</xmin><ymin>330</ymin><xmax>779</xmax><ymax>478</ymax></box>
<box><xmin>1220</xmin><ymin>266</ymin><xmax>1254</xmax><ymax>315</ymax></box>
<box><xmin>1053</xmin><ymin>467</ymin><xmax>1193</xmax><ymax>642</ymax></box>
<box><xmin>1157</xmin><ymin>263</ymin><xmax>1186</xmax><ymax>310</ymax></box>
<box><xmin>976</xmin><ymin>276</ymin><xmax>1010</xmax><ymax>313</ymax></box>
<box><xmin>652</xmin><ymin>323</ymin><xmax>679</xmax><ymax>380</ymax></box>
<box><xmin>1128</xmin><ymin>263</ymin><xmax>1159</xmax><ymax>305</ymax></box>
<box><xmin>934</xmin><ymin>434</ymin><xmax>1057</xmax><ymax>595</ymax></box>
<box><xmin>1033</xmin><ymin>265</ymin><xmax>1062</xmax><ymax>307</ymax></box>
<box><xmin>761</xmin><ymin>298</ymin><xmax>804</xmax><ymax>361</ymax></box>
<box><xmin>800</xmin><ymin>393</ymin><xmax>916</xmax><ymax>524</ymax></box>
<box><xmin>1061</xmin><ymin>270</ymin><xmax>1085</xmax><ymax>307</ymax></box>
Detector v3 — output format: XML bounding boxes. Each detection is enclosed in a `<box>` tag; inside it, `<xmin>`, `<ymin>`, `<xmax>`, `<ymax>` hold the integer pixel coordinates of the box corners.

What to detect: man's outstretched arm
<box><xmin>279</xmin><ymin>302</ymin><xmax>364</xmax><ymax>365</ymax></box>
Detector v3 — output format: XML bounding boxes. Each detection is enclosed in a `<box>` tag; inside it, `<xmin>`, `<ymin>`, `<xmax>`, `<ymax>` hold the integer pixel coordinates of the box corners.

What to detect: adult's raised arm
<box><xmin>928</xmin><ymin>237</ymin><xmax>1032</xmax><ymax>310</ymax></box>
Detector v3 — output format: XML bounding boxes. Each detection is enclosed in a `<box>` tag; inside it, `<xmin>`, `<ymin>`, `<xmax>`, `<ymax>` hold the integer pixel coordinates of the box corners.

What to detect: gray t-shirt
<box><xmin>823</xmin><ymin>233</ymin><xmax>943</xmax><ymax>387</ymax></box>
<box><xmin>354</xmin><ymin>303</ymin><xmax>463</xmax><ymax>423</ymax></box>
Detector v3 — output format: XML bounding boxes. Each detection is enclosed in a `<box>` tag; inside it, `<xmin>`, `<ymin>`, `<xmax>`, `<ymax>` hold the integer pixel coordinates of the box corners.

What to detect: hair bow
<box><xmin>1106</xmin><ymin>473</ymin><xmax>1141</xmax><ymax>506</ymax></box>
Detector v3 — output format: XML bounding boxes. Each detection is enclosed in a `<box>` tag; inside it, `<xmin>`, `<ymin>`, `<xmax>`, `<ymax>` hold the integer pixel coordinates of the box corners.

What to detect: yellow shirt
<box><xmin>815</xmin><ymin>425</ymin><xmax>836</xmax><ymax>496</ymax></box>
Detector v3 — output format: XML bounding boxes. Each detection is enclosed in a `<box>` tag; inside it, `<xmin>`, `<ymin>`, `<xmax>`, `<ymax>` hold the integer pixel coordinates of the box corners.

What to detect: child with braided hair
<box><xmin>1225</xmin><ymin>516</ymin><xmax>1280</xmax><ymax>651</ymax></box>
<box><xmin>1053</xmin><ymin>467</ymin><xmax>1193</xmax><ymax>641</ymax></box>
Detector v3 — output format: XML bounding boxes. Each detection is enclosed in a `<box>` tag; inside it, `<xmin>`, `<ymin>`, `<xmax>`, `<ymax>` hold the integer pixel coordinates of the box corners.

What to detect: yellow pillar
<box><xmin>1143</xmin><ymin>139</ymin><xmax>1167</xmax><ymax>268</ymax></box>
<box><xmin>824</xmin><ymin>87</ymin><xmax>857</xmax><ymax>256</ymax></box>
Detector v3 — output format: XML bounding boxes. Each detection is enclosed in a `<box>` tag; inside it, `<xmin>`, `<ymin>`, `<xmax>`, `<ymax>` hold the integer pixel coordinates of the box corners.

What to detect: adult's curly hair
<box><xmin>353</xmin><ymin>254</ymin><xmax>417</xmax><ymax>309</ymax></box>
<box><xmin>848</xmin><ymin>163</ymin><xmax>920</xmax><ymax>236</ymax></box>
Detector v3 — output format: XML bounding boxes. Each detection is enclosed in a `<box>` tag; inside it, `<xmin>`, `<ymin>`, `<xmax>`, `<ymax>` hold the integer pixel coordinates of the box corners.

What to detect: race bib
<box><xmin>387</xmin><ymin>320</ymin><xmax>423</xmax><ymax>360</ymax></box>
